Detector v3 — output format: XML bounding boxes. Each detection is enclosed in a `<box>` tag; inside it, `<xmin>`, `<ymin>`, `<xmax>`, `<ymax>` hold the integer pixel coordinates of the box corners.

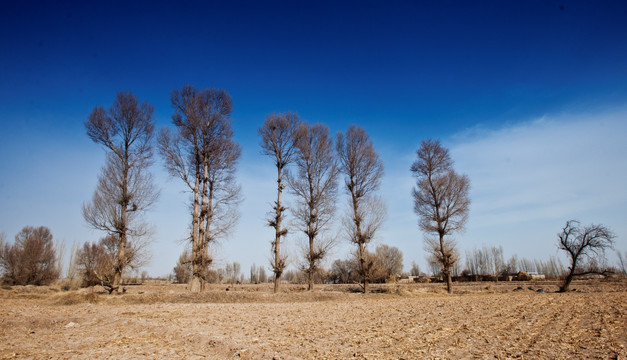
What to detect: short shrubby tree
<box><xmin>557</xmin><ymin>220</ymin><xmax>615</xmax><ymax>292</ymax></box>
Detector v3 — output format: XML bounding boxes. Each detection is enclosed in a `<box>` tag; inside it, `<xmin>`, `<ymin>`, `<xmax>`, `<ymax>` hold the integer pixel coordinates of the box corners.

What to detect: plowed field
<box><xmin>1</xmin><ymin>280</ymin><xmax>625</xmax><ymax>359</ymax></box>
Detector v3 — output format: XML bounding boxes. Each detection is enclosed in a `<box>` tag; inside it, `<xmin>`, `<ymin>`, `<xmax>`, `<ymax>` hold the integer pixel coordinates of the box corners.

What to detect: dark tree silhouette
<box><xmin>557</xmin><ymin>220</ymin><xmax>615</xmax><ymax>292</ymax></box>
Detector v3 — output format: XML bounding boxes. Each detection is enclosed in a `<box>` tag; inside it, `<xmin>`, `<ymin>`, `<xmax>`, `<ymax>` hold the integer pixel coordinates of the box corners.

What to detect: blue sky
<box><xmin>1</xmin><ymin>1</ymin><xmax>626</xmax><ymax>277</ymax></box>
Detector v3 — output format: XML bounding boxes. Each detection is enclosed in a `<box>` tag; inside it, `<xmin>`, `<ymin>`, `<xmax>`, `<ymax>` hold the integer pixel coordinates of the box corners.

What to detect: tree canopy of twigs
<box><xmin>336</xmin><ymin>125</ymin><xmax>385</xmax><ymax>293</ymax></box>
<box><xmin>557</xmin><ymin>220</ymin><xmax>615</xmax><ymax>292</ymax></box>
<box><xmin>0</xmin><ymin>226</ymin><xmax>59</xmax><ymax>286</ymax></box>
<box><xmin>83</xmin><ymin>92</ymin><xmax>158</xmax><ymax>294</ymax></box>
<box><xmin>259</xmin><ymin>112</ymin><xmax>301</xmax><ymax>293</ymax></box>
<box><xmin>288</xmin><ymin>123</ymin><xmax>339</xmax><ymax>291</ymax></box>
<box><xmin>411</xmin><ymin>139</ymin><xmax>470</xmax><ymax>293</ymax></box>
<box><xmin>159</xmin><ymin>85</ymin><xmax>241</xmax><ymax>292</ymax></box>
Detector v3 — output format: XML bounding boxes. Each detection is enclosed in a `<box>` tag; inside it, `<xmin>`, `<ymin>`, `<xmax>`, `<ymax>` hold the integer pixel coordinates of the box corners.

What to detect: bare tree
<box><xmin>256</xmin><ymin>265</ymin><xmax>268</xmax><ymax>283</ymax></box>
<box><xmin>259</xmin><ymin>112</ymin><xmax>301</xmax><ymax>293</ymax></box>
<box><xmin>288</xmin><ymin>123</ymin><xmax>339</xmax><ymax>290</ymax></box>
<box><xmin>464</xmin><ymin>245</ymin><xmax>505</xmax><ymax>280</ymax></box>
<box><xmin>336</xmin><ymin>125</ymin><xmax>385</xmax><ymax>293</ymax></box>
<box><xmin>83</xmin><ymin>92</ymin><xmax>158</xmax><ymax>294</ymax></box>
<box><xmin>173</xmin><ymin>249</ymin><xmax>192</xmax><ymax>284</ymax></box>
<box><xmin>0</xmin><ymin>226</ymin><xmax>59</xmax><ymax>285</ymax></box>
<box><xmin>557</xmin><ymin>220</ymin><xmax>615</xmax><ymax>292</ymax></box>
<box><xmin>328</xmin><ymin>258</ymin><xmax>358</xmax><ymax>284</ymax></box>
<box><xmin>159</xmin><ymin>86</ymin><xmax>242</xmax><ymax>292</ymax></box>
<box><xmin>411</xmin><ymin>139</ymin><xmax>470</xmax><ymax>293</ymax></box>
<box><xmin>410</xmin><ymin>261</ymin><xmax>422</xmax><ymax>277</ymax></box>
<box><xmin>76</xmin><ymin>234</ymin><xmax>149</xmax><ymax>293</ymax></box>
<box><xmin>374</xmin><ymin>244</ymin><xmax>404</xmax><ymax>282</ymax></box>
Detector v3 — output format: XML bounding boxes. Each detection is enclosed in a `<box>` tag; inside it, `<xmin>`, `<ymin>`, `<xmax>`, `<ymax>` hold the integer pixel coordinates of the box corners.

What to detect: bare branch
<box><xmin>336</xmin><ymin>125</ymin><xmax>385</xmax><ymax>293</ymax></box>
<box><xmin>411</xmin><ymin>139</ymin><xmax>470</xmax><ymax>293</ymax></box>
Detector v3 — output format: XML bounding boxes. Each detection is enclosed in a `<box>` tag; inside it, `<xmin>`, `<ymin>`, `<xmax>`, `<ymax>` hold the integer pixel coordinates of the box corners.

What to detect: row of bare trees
<box><xmin>76</xmin><ymin>89</ymin><xmax>617</xmax><ymax>295</ymax></box>
<box><xmin>259</xmin><ymin>115</ymin><xmax>387</xmax><ymax>293</ymax></box>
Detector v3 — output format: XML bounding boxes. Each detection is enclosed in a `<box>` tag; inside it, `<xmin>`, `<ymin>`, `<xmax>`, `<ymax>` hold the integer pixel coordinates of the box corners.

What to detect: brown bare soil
<box><xmin>1</xmin><ymin>280</ymin><xmax>625</xmax><ymax>359</ymax></box>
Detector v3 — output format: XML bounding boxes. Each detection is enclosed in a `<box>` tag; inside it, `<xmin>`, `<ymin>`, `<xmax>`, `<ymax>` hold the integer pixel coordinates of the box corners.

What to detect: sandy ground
<box><xmin>0</xmin><ymin>280</ymin><xmax>625</xmax><ymax>359</ymax></box>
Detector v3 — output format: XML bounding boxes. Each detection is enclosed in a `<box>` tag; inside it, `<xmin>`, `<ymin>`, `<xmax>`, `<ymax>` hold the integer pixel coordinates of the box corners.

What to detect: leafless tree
<box><xmin>411</xmin><ymin>139</ymin><xmax>470</xmax><ymax>293</ymax></box>
<box><xmin>328</xmin><ymin>258</ymin><xmax>359</xmax><ymax>284</ymax></box>
<box><xmin>76</xmin><ymin>234</ymin><xmax>149</xmax><ymax>293</ymax></box>
<box><xmin>173</xmin><ymin>249</ymin><xmax>192</xmax><ymax>284</ymax></box>
<box><xmin>557</xmin><ymin>220</ymin><xmax>615</xmax><ymax>292</ymax></box>
<box><xmin>464</xmin><ymin>245</ymin><xmax>505</xmax><ymax>280</ymax></box>
<box><xmin>336</xmin><ymin>125</ymin><xmax>385</xmax><ymax>293</ymax></box>
<box><xmin>159</xmin><ymin>86</ymin><xmax>242</xmax><ymax>292</ymax></box>
<box><xmin>410</xmin><ymin>261</ymin><xmax>422</xmax><ymax>277</ymax></box>
<box><xmin>259</xmin><ymin>112</ymin><xmax>301</xmax><ymax>293</ymax></box>
<box><xmin>288</xmin><ymin>123</ymin><xmax>339</xmax><ymax>290</ymax></box>
<box><xmin>0</xmin><ymin>226</ymin><xmax>59</xmax><ymax>285</ymax></box>
<box><xmin>66</xmin><ymin>240</ymin><xmax>80</xmax><ymax>283</ymax></box>
<box><xmin>83</xmin><ymin>92</ymin><xmax>158</xmax><ymax>294</ymax></box>
<box><xmin>373</xmin><ymin>244</ymin><xmax>404</xmax><ymax>282</ymax></box>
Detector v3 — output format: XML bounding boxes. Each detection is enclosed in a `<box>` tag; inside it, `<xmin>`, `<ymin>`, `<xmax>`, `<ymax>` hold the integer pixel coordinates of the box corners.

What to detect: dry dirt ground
<box><xmin>1</xmin><ymin>280</ymin><xmax>626</xmax><ymax>359</ymax></box>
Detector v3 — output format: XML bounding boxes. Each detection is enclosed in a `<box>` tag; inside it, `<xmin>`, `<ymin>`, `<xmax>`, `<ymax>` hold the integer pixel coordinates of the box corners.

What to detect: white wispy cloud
<box><xmin>445</xmin><ymin>108</ymin><xmax>627</xmax><ymax>260</ymax></box>
<box><xmin>373</xmin><ymin>107</ymin><xmax>627</xmax><ymax>271</ymax></box>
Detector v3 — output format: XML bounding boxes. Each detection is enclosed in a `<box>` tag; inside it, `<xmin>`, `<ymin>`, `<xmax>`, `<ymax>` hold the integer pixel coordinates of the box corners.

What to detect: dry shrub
<box><xmin>516</xmin><ymin>271</ymin><xmax>532</xmax><ymax>281</ymax></box>
<box><xmin>51</xmin><ymin>291</ymin><xmax>100</xmax><ymax>305</ymax></box>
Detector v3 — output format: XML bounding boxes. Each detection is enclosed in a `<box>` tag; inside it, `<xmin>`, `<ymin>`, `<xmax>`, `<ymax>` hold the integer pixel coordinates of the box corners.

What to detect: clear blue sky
<box><xmin>1</xmin><ymin>1</ymin><xmax>626</xmax><ymax>277</ymax></box>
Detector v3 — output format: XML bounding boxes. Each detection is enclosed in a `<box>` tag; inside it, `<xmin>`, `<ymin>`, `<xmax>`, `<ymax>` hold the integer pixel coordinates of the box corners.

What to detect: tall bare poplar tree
<box><xmin>159</xmin><ymin>86</ymin><xmax>241</xmax><ymax>292</ymax></box>
<box><xmin>336</xmin><ymin>125</ymin><xmax>385</xmax><ymax>293</ymax></box>
<box><xmin>259</xmin><ymin>112</ymin><xmax>300</xmax><ymax>293</ymax></box>
<box><xmin>83</xmin><ymin>92</ymin><xmax>158</xmax><ymax>294</ymax></box>
<box><xmin>288</xmin><ymin>123</ymin><xmax>339</xmax><ymax>291</ymax></box>
<box><xmin>411</xmin><ymin>139</ymin><xmax>470</xmax><ymax>294</ymax></box>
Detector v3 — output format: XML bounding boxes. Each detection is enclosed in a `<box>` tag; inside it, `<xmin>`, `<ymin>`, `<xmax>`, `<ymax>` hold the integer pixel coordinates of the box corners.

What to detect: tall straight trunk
<box><xmin>204</xmin><ymin>183</ymin><xmax>214</xmax><ymax>275</ymax></box>
<box><xmin>307</xmin><ymin>236</ymin><xmax>314</xmax><ymax>291</ymax></box>
<box><xmin>307</xmin><ymin>191</ymin><xmax>315</xmax><ymax>291</ymax></box>
<box><xmin>274</xmin><ymin>166</ymin><xmax>283</xmax><ymax>293</ymax></box>
<box><xmin>359</xmin><ymin>241</ymin><xmax>368</xmax><ymax>293</ymax></box>
<box><xmin>113</xmin><ymin>153</ymin><xmax>130</xmax><ymax>294</ymax></box>
<box><xmin>439</xmin><ymin>233</ymin><xmax>452</xmax><ymax>294</ymax></box>
<box><xmin>190</xmin><ymin>163</ymin><xmax>203</xmax><ymax>293</ymax></box>
<box><xmin>351</xmin><ymin>193</ymin><xmax>368</xmax><ymax>294</ymax></box>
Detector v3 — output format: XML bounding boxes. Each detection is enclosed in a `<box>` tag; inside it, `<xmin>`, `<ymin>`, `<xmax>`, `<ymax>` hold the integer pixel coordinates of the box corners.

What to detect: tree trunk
<box><xmin>358</xmin><ymin>241</ymin><xmax>368</xmax><ymax>294</ymax></box>
<box><xmin>560</xmin><ymin>256</ymin><xmax>578</xmax><ymax>292</ymax></box>
<box><xmin>113</xmin><ymin>233</ymin><xmax>126</xmax><ymax>294</ymax></box>
<box><xmin>308</xmin><ymin>270</ymin><xmax>314</xmax><ymax>291</ymax></box>
<box><xmin>273</xmin><ymin>166</ymin><xmax>283</xmax><ymax>293</ymax></box>
<box><xmin>190</xmin><ymin>166</ymin><xmax>202</xmax><ymax>293</ymax></box>
<box><xmin>439</xmin><ymin>233</ymin><xmax>452</xmax><ymax>294</ymax></box>
<box><xmin>307</xmin><ymin>224</ymin><xmax>314</xmax><ymax>291</ymax></box>
<box><xmin>560</xmin><ymin>273</ymin><xmax>573</xmax><ymax>292</ymax></box>
<box><xmin>190</xmin><ymin>276</ymin><xmax>203</xmax><ymax>292</ymax></box>
<box><xmin>114</xmin><ymin>156</ymin><xmax>129</xmax><ymax>295</ymax></box>
<box><xmin>445</xmin><ymin>270</ymin><xmax>452</xmax><ymax>294</ymax></box>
